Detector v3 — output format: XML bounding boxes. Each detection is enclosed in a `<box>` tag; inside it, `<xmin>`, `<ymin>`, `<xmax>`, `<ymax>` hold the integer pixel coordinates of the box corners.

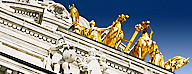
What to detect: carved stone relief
<box><xmin>45</xmin><ymin>37</ymin><xmax>76</xmax><ymax>74</ymax></box>
<box><xmin>47</xmin><ymin>3</ymin><xmax>70</xmax><ymax>19</ymax></box>
<box><xmin>45</xmin><ymin>37</ymin><xmax>109</xmax><ymax>74</ymax></box>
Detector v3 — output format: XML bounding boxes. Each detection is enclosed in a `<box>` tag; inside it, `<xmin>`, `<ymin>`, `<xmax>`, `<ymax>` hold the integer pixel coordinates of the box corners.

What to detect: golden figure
<box><xmin>124</xmin><ymin>21</ymin><xmax>152</xmax><ymax>52</ymax></box>
<box><xmin>149</xmin><ymin>43</ymin><xmax>165</xmax><ymax>68</ymax></box>
<box><xmin>67</xmin><ymin>4</ymin><xmax>189</xmax><ymax>71</ymax></box>
<box><xmin>149</xmin><ymin>47</ymin><xmax>190</xmax><ymax>72</ymax></box>
<box><xmin>87</xmin><ymin>20</ymin><xmax>113</xmax><ymax>42</ymax></box>
<box><xmin>69</xmin><ymin>4</ymin><xmax>79</xmax><ymax>25</ymax></box>
<box><xmin>80</xmin><ymin>26</ymin><xmax>87</xmax><ymax>35</ymax></box>
<box><xmin>102</xmin><ymin>14</ymin><xmax>129</xmax><ymax>49</ymax></box>
<box><xmin>164</xmin><ymin>56</ymin><xmax>189</xmax><ymax>72</ymax></box>
<box><xmin>127</xmin><ymin>21</ymin><xmax>189</xmax><ymax>72</ymax></box>
<box><xmin>69</xmin><ymin>4</ymin><xmax>83</xmax><ymax>34</ymax></box>
<box><xmin>82</xmin><ymin>26</ymin><xmax>90</xmax><ymax>36</ymax></box>
<box><xmin>128</xmin><ymin>21</ymin><xmax>153</xmax><ymax>59</ymax></box>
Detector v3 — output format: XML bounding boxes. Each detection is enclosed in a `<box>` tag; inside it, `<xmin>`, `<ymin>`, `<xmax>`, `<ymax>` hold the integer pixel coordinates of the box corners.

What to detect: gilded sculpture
<box><xmin>127</xmin><ymin>21</ymin><xmax>189</xmax><ymax>72</ymax></box>
<box><xmin>102</xmin><ymin>14</ymin><xmax>129</xmax><ymax>49</ymax></box>
<box><xmin>164</xmin><ymin>56</ymin><xmax>189</xmax><ymax>72</ymax></box>
<box><xmin>69</xmin><ymin>4</ymin><xmax>79</xmax><ymax>25</ymax></box>
<box><xmin>87</xmin><ymin>20</ymin><xmax>114</xmax><ymax>42</ymax></box>
<box><xmin>69</xmin><ymin>4</ymin><xmax>82</xmax><ymax>34</ymax></box>
<box><xmin>128</xmin><ymin>21</ymin><xmax>153</xmax><ymax>59</ymax></box>
<box><xmin>150</xmin><ymin>49</ymin><xmax>190</xmax><ymax>72</ymax></box>
<box><xmin>149</xmin><ymin>44</ymin><xmax>165</xmax><ymax>67</ymax></box>
<box><xmin>67</xmin><ymin>4</ymin><xmax>189</xmax><ymax>72</ymax></box>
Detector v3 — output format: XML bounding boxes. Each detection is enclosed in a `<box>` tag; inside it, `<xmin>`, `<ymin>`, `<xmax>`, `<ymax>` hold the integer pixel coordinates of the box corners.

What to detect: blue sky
<box><xmin>54</xmin><ymin>0</ymin><xmax>192</xmax><ymax>74</ymax></box>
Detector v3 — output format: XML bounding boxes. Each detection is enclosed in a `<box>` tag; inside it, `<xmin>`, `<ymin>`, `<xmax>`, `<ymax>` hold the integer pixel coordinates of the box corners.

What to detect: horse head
<box><xmin>141</xmin><ymin>21</ymin><xmax>150</xmax><ymax>34</ymax></box>
<box><xmin>116</xmin><ymin>14</ymin><xmax>129</xmax><ymax>23</ymax></box>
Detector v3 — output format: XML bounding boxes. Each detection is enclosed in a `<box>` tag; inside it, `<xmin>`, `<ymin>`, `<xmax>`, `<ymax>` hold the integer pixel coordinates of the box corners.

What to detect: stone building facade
<box><xmin>0</xmin><ymin>0</ymin><xmax>174</xmax><ymax>74</ymax></box>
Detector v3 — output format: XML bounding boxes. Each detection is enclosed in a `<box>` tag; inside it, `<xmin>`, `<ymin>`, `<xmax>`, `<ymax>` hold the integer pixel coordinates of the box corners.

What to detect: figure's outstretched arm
<box><xmin>107</xmin><ymin>21</ymin><xmax>116</xmax><ymax>29</ymax></box>
<box><xmin>98</xmin><ymin>28</ymin><xmax>109</xmax><ymax>31</ymax></box>
<box><xmin>98</xmin><ymin>21</ymin><xmax>116</xmax><ymax>31</ymax></box>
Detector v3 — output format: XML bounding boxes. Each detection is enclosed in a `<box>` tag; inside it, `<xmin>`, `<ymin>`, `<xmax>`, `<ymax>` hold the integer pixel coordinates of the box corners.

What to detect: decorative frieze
<box><xmin>0</xmin><ymin>19</ymin><xmax>57</xmax><ymax>44</ymax></box>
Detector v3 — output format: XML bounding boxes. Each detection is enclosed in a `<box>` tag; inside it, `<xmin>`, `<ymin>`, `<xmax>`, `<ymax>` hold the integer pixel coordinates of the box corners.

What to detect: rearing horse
<box><xmin>129</xmin><ymin>21</ymin><xmax>153</xmax><ymax>59</ymax></box>
<box><xmin>102</xmin><ymin>14</ymin><xmax>129</xmax><ymax>49</ymax></box>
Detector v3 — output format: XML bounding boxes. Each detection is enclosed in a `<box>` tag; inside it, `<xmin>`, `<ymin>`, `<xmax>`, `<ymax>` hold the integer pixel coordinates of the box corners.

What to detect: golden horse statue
<box><xmin>149</xmin><ymin>48</ymin><xmax>190</xmax><ymax>72</ymax></box>
<box><xmin>127</xmin><ymin>21</ymin><xmax>189</xmax><ymax>72</ymax></box>
<box><xmin>129</xmin><ymin>21</ymin><xmax>153</xmax><ymax>59</ymax></box>
<box><xmin>102</xmin><ymin>14</ymin><xmax>129</xmax><ymax>49</ymax></box>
